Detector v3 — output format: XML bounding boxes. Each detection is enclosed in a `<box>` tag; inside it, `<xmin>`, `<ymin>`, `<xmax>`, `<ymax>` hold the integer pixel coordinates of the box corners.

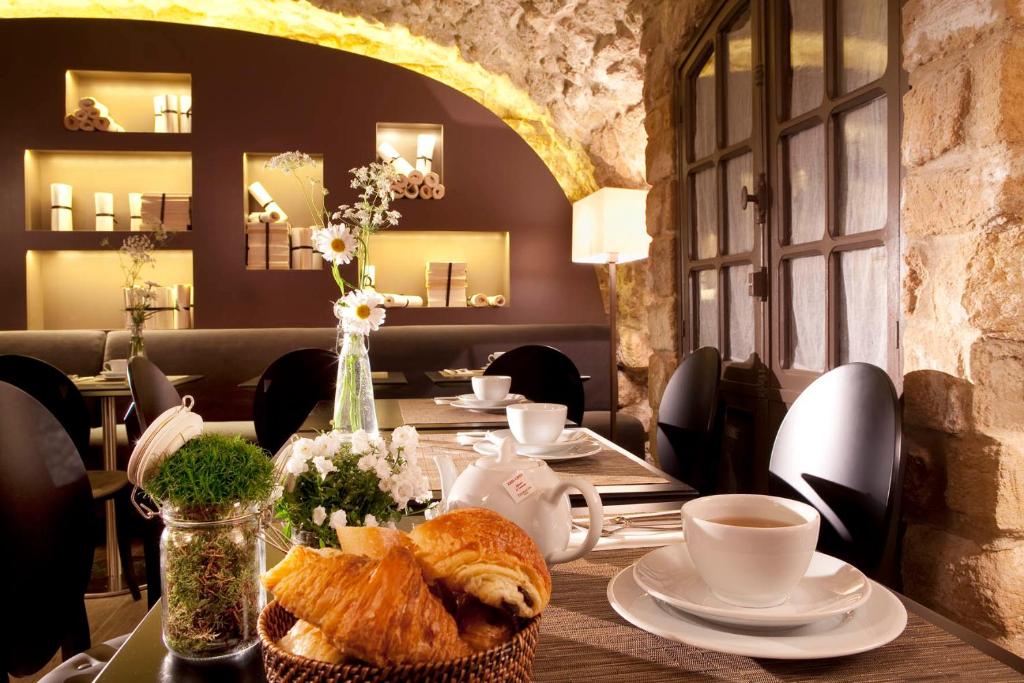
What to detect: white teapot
<box><xmin>433</xmin><ymin>437</ymin><xmax>603</xmax><ymax>564</ymax></box>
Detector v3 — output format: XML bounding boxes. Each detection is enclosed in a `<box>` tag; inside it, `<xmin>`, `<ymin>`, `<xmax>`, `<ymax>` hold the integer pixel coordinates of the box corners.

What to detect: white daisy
<box><xmin>340</xmin><ymin>289</ymin><xmax>386</xmax><ymax>335</ymax></box>
<box><xmin>313</xmin><ymin>224</ymin><xmax>356</xmax><ymax>265</ymax></box>
<box><xmin>312</xmin><ymin>506</ymin><xmax>327</xmax><ymax>526</ymax></box>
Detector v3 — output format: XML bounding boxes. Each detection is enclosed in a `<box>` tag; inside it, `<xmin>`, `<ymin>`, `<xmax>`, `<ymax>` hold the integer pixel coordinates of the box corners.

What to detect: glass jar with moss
<box><xmin>143</xmin><ymin>434</ymin><xmax>274</xmax><ymax>660</ymax></box>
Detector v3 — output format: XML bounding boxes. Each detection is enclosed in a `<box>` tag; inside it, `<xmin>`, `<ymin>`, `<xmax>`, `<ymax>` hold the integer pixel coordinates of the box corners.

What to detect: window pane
<box><xmin>838</xmin><ymin>247</ymin><xmax>887</xmax><ymax>368</ymax></box>
<box><xmin>786</xmin><ymin>0</ymin><xmax>824</xmax><ymax>117</ymax></box>
<box><xmin>784</xmin><ymin>256</ymin><xmax>826</xmax><ymax>371</ymax></box>
<box><xmin>693</xmin><ymin>51</ymin><xmax>716</xmax><ymax>159</ymax></box>
<box><xmin>725</xmin><ymin>8</ymin><xmax>752</xmax><ymax>146</ymax></box>
<box><xmin>783</xmin><ymin>125</ymin><xmax>825</xmax><ymax>244</ymax></box>
<box><xmin>726</xmin><ymin>264</ymin><xmax>754</xmax><ymax>361</ymax></box>
<box><xmin>696</xmin><ymin>270</ymin><xmax>719</xmax><ymax>349</ymax></box>
<box><xmin>725</xmin><ymin>153</ymin><xmax>754</xmax><ymax>253</ymax></box>
<box><xmin>838</xmin><ymin>97</ymin><xmax>887</xmax><ymax>235</ymax></box>
<box><xmin>838</xmin><ymin>0</ymin><xmax>888</xmax><ymax>93</ymax></box>
<box><xmin>693</xmin><ymin>168</ymin><xmax>718</xmax><ymax>258</ymax></box>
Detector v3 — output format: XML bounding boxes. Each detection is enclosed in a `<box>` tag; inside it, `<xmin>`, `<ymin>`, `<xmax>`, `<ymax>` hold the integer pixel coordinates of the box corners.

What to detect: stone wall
<box><xmin>900</xmin><ymin>0</ymin><xmax>1024</xmax><ymax>656</ymax></box>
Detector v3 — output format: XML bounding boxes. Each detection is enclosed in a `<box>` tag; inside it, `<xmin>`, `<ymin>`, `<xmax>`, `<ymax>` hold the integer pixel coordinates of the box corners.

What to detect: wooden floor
<box><xmin>11</xmin><ymin>590</ymin><xmax>149</xmax><ymax>682</ymax></box>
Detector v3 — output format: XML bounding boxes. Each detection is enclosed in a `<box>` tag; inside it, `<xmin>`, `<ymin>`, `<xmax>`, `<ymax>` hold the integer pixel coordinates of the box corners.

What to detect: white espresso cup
<box><xmin>681</xmin><ymin>494</ymin><xmax>820</xmax><ymax>608</ymax></box>
<box><xmin>487</xmin><ymin>351</ymin><xmax>505</xmax><ymax>364</ymax></box>
<box><xmin>471</xmin><ymin>375</ymin><xmax>511</xmax><ymax>402</ymax></box>
<box><xmin>104</xmin><ymin>358</ymin><xmax>128</xmax><ymax>375</ymax></box>
<box><xmin>506</xmin><ymin>403</ymin><xmax>567</xmax><ymax>445</ymax></box>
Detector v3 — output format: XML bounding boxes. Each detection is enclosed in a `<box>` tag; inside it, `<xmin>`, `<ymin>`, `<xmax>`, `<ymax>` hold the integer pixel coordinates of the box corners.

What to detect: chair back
<box><xmin>655</xmin><ymin>347</ymin><xmax>721</xmax><ymax>493</ymax></box>
<box><xmin>127</xmin><ymin>356</ymin><xmax>181</xmax><ymax>433</ymax></box>
<box><xmin>485</xmin><ymin>345</ymin><xmax>584</xmax><ymax>424</ymax></box>
<box><xmin>768</xmin><ymin>363</ymin><xmax>904</xmax><ymax>582</ymax></box>
<box><xmin>0</xmin><ymin>382</ymin><xmax>94</xmax><ymax>676</ymax></box>
<box><xmin>254</xmin><ymin>348</ymin><xmax>337</xmax><ymax>454</ymax></box>
<box><xmin>0</xmin><ymin>354</ymin><xmax>90</xmax><ymax>460</ymax></box>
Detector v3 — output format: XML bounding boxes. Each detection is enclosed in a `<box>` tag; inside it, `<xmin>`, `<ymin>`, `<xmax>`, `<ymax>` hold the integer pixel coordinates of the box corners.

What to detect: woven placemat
<box><xmin>534</xmin><ymin>548</ymin><xmax>1020</xmax><ymax>682</ymax></box>
<box><xmin>418</xmin><ymin>432</ymin><xmax>667</xmax><ymax>488</ymax></box>
<box><xmin>399</xmin><ymin>398</ymin><xmax>511</xmax><ymax>426</ymax></box>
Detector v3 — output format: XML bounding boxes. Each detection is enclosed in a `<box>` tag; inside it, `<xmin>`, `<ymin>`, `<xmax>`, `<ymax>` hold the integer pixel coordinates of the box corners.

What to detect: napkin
<box><xmin>439</xmin><ymin>368</ymin><xmax>483</xmax><ymax>378</ymax></box>
<box><xmin>570</xmin><ymin>527</ymin><xmax>685</xmax><ymax>551</ymax></box>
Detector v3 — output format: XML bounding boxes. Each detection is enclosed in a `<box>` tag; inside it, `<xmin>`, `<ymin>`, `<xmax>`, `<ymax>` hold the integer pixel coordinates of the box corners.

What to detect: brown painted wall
<box><xmin>0</xmin><ymin>18</ymin><xmax>606</xmax><ymax>329</ymax></box>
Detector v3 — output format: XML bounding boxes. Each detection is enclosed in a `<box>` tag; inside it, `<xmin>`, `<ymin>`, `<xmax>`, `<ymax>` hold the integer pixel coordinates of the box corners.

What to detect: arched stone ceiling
<box><xmin>2</xmin><ymin>0</ymin><xmax>647</xmax><ymax>200</ymax></box>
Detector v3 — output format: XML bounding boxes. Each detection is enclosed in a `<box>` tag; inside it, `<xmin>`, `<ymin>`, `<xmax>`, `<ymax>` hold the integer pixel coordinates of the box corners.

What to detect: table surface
<box><xmin>238</xmin><ymin>371</ymin><xmax>407</xmax><ymax>389</ymax></box>
<box><xmin>301</xmin><ymin>397</ymin><xmax>522</xmax><ymax>432</ymax></box>
<box><xmin>426</xmin><ymin>370</ymin><xmax>591</xmax><ymax>385</ymax></box>
<box><xmin>95</xmin><ymin>545</ymin><xmax>1024</xmax><ymax>682</ymax></box>
<box><xmin>72</xmin><ymin>374</ymin><xmax>202</xmax><ymax>398</ymax></box>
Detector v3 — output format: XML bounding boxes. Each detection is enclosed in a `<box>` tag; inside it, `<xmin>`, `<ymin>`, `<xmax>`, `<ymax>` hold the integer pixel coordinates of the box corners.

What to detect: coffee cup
<box><xmin>681</xmin><ymin>494</ymin><xmax>820</xmax><ymax>608</ymax></box>
<box><xmin>506</xmin><ymin>403</ymin><xmax>566</xmax><ymax>445</ymax></box>
<box><xmin>104</xmin><ymin>358</ymin><xmax>128</xmax><ymax>375</ymax></box>
<box><xmin>471</xmin><ymin>375</ymin><xmax>511</xmax><ymax>402</ymax></box>
<box><xmin>487</xmin><ymin>351</ymin><xmax>505</xmax><ymax>364</ymax></box>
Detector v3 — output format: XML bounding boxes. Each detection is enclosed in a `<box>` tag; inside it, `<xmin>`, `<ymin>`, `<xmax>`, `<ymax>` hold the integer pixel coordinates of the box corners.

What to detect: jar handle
<box><xmin>130</xmin><ymin>485</ymin><xmax>160</xmax><ymax>519</ymax></box>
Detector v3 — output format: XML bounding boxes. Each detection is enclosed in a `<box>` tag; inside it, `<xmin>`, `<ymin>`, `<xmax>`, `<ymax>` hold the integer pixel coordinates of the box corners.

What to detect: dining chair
<box><xmin>768</xmin><ymin>362</ymin><xmax>904</xmax><ymax>584</ymax></box>
<box><xmin>0</xmin><ymin>354</ymin><xmax>142</xmax><ymax>601</ymax></box>
<box><xmin>484</xmin><ymin>345</ymin><xmax>585</xmax><ymax>425</ymax></box>
<box><xmin>0</xmin><ymin>381</ymin><xmax>95</xmax><ymax>678</ymax></box>
<box><xmin>253</xmin><ymin>348</ymin><xmax>337</xmax><ymax>454</ymax></box>
<box><xmin>126</xmin><ymin>355</ymin><xmax>181</xmax><ymax>432</ymax></box>
<box><xmin>655</xmin><ymin>346</ymin><xmax>721</xmax><ymax>494</ymax></box>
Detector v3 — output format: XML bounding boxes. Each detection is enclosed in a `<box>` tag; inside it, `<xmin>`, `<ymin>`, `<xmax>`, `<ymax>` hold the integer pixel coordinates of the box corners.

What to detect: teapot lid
<box><xmin>475</xmin><ymin>437</ymin><xmax>542</xmax><ymax>471</ymax></box>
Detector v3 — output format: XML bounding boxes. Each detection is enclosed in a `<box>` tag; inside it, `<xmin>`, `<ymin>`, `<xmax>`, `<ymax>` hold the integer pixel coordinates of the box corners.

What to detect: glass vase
<box><xmin>128</xmin><ymin>318</ymin><xmax>146</xmax><ymax>360</ymax></box>
<box><xmin>333</xmin><ymin>330</ymin><xmax>378</xmax><ymax>435</ymax></box>
<box><xmin>159</xmin><ymin>504</ymin><xmax>265</xmax><ymax>660</ymax></box>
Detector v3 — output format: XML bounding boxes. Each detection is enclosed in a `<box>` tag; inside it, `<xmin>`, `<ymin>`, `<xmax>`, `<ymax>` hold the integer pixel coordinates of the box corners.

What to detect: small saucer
<box><xmin>451</xmin><ymin>393</ymin><xmax>525</xmax><ymax>410</ymax></box>
<box><xmin>473</xmin><ymin>439</ymin><xmax>600</xmax><ymax>461</ymax></box>
<box><xmin>486</xmin><ymin>428</ymin><xmax>583</xmax><ymax>455</ymax></box>
<box><xmin>632</xmin><ymin>544</ymin><xmax>871</xmax><ymax>628</ymax></box>
<box><xmin>100</xmin><ymin>370</ymin><xmax>127</xmax><ymax>380</ymax></box>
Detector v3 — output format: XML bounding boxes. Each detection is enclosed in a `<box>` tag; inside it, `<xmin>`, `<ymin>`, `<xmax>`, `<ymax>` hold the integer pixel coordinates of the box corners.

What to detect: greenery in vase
<box><xmin>117</xmin><ymin>230</ymin><xmax>169</xmax><ymax>350</ymax></box>
<box><xmin>275</xmin><ymin>426</ymin><xmax>431</xmax><ymax>548</ymax></box>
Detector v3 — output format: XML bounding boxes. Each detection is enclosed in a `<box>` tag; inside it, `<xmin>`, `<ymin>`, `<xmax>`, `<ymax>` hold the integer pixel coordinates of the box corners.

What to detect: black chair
<box><xmin>768</xmin><ymin>363</ymin><xmax>904</xmax><ymax>584</ymax></box>
<box><xmin>655</xmin><ymin>347</ymin><xmax>721</xmax><ymax>493</ymax></box>
<box><xmin>0</xmin><ymin>354</ymin><xmax>142</xmax><ymax>601</ymax></box>
<box><xmin>0</xmin><ymin>381</ymin><xmax>95</xmax><ymax>678</ymax></box>
<box><xmin>254</xmin><ymin>348</ymin><xmax>337</xmax><ymax>454</ymax></box>
<box><xmin>485</xmin><ymin>345</ymin><xmax>585</xmax><ymax>425</ymax></box>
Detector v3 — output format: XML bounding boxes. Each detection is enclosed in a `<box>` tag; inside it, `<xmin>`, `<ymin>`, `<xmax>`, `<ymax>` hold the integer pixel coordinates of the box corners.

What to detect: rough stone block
<box><xmin>901</xmin><ymin>427</ymin><xmax>952</xmax><ymax>526</ymax></box>
<box><xmin>970</xmin><ymin>336</ymin><xmax>1024</xmax><ymax>432</ymax></box>
<box><xmin>903</xmin><ymin>0</ymin><xmax>1005</xmax><ymax>69</ymax></box>
<box><xmin>647</xmin><ymin>350</ymin><xmax>679</xmax><ymax>410</ymax></box>
<box><xmin>901</xmin><ymin>162</ymin><xmax>1006</xmax><ymax>237</ymax></box>
<box><xmin>647</xmin><ymin>298</ymin><xmax>679</xmax><ymax>354</ymax></box>
<box><xmin>618</xmin><ymin>325</ymin><xmax>652</xmax><ymax>371</ymax></box>
<box><xmin>964</xmin><ymin>225</ymin><xmax>1024</xmax><ymax>336</ymax></box>
<box><xmin>903</xmin><ymin>59</ymin><xmax>970</xmax><ymax>166</ymax></box>
<box><xmin>648</xmin><ymin>234</ymin><xmax>678</xmax><ymax>297</ymax></box>
<box><xmin>646</xmin><ymin>180</ymin><xmax>677</xmax><ymax>238</ymax></box>
<box><xmin>901</xmin><ymin>234</ymin><xmax>970</xmax><ymax>331</ymax></box>
<box><xmin>903</xmin><ymin>369</ymin><xmax>974</xmax><ymax>433</ymax></box>
<box><xmin>646</xmin><ymin>129</ymin><xmax>675</xmax><ymax>183</ymax></box>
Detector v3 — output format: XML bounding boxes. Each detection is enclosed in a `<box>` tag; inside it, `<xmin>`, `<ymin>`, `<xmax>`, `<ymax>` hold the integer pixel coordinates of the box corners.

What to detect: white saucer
<box><xmin>451</xmin><ymin>393</ymin><xmax>525</xmax><ymax>409</ymax></box>
<box><xmin>486</xmin><ymin>428</ymin><xmax>582</xmax><ymax>455</ymax></box>
<box><xmin>633</xmin><ymin>544</ymin><xmax>871</xmax><ymax>628</ymax></box>
<box><xmin>100</xmin><ymin>370</ymin><xmax>127</xmax><ymax>380</ymax></box>
<box><xmin>473</xmin><ymin>439</ymin><xmax>600</xmax><ymax>461</ymax></box>
<box><xmin>607</xmin><ymin>566</ymin><xmax>906</xmax><ymax>660</ymax></box>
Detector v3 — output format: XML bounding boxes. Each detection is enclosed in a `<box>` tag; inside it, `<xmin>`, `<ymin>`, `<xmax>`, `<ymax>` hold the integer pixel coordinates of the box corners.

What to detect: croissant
<box><xmin>278</xmin><ymin>619</ymin><xmax>344</xmax><ymax>664</ymax></box>
<box><xmin>337</xmin><ymin>525</ymin><xmax>417</xmax><ymax>559</ymax></box>
<box><xmin>409</xmin><ymin>508</ymin><xmax>551</xmax><ymax>618</ymax></box>
<box><xmin>262</xmin><ymin>545</ymin><xmax>470</xmax><ymax>666</ymax></box>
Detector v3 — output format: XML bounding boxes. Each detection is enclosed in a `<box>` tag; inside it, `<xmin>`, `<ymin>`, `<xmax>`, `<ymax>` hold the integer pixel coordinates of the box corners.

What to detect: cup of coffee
<box><xmin>104</xmin><ymin>358</ymin><xmax>128</xmax><ymax>375</ymax></box>
<box><xmin>681</xmin><ymin>494</ymin><xmax>820</xmax><ymax>608</ymax></box>
<box><xmin>471</xmin><ymin>375</ymin><xmax>511</xmax><ymax>402</ymax></box>
<box><xmin>506</xmin><ymin>403</ymin><xmax>567</xmax><ymax>445</ymax></box>
<box><xmin>487</xmin><ymin>351</ymin><xmax>505</xmax><ymax>365</ymax></box>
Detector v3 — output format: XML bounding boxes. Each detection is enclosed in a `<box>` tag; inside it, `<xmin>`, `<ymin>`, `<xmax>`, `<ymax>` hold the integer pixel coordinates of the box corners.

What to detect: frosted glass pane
<box><xmin>725</xmin><ymin>8</ymin><xmax>752</xmax><ymax>145</ymax></box>
<box><xmin>784</xmin><ymin>125</ymin><xmax>825</xmax><ymax>244</ymax></box>
<box><xmin>696</xmin><ymin>270</ymin><xmax>719</xmax><ymax>350</ymax></box>
<box><xmin>839</xmin><ymin>0</ymin><xmax>888</xmax><ymax>93</ymax></box>
<box><xmin>725</xmin><ymin>153</ymin><xmax>754</xmax><ymax>254</ymax></box>
<box><xmin>839</xmin><ymin>97</ymin><xmax>887</xmax><ymax>235</ymax></box>
<box><xmin>785</xmin><ymin>256</ymin><xmax>826</xmax><ymax>371</ymax></box>
<box><xmin>726</xmin><ymin>264</ymin><xmax>754</xmax><ymax>361</ymax></box>
<box><xmin>693</xmin><ymin>51</ymin><xmax>716</xmax><ymax>159</ymax></box>
<box><xmin>838</xmin><ymin>247</ymin><xmax>887</xmax><ymax>367</ymax></box>
<box><xmin>694</xmin><ymin>169</ymin><xmax>718</xmax><ymax>259</ymax></box>
<box><xmin>787</xmin><ymin>0</ymin><xmax>824</xmax><ymax>117</ymax></box>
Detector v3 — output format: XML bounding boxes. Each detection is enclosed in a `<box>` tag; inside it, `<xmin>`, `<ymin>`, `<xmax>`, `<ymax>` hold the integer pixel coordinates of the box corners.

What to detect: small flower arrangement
<box><xmin>118</xmin><ymin>233</ymin><xmax>167</xmax><ymax>358</ymax></box>
<box><xmin>275</xmin><ymin>425</ymin><xmax>432</xmax><ymax>548</ymax></box>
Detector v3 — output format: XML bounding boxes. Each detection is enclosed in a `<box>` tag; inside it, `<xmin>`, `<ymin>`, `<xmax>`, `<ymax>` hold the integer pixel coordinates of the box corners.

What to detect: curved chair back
<box><xmin>254</xmin><ymin>348</ymin><xmax>337</xmax><ymax>454</ymax></box>
<box><xmin>655</xmin><ymin>347</ymin><xmax>721</xmax><ymax>493</ymax></box>
<box><xmin>0</xmin><ymin>382</ymin><xmax>94</xmax><ymax>676</ymax></box>
<box><xmin>0</xmin><ymin>354</ymin><xmax>90</xmax><ymax>460</ymax></box>
<box><xmin>768</xmin><ymin>363</ymin><xmax>904</xmax><ymax>582</ymax></box>
<box><xmin>485</xmin><ymin>345</ymin><xmax>585</xmax><ymax>425</ymax></box>
<box><xmin>127</xmin><ymin>356</ymin><xmax>181</xmax><ymax>433</ymax></box>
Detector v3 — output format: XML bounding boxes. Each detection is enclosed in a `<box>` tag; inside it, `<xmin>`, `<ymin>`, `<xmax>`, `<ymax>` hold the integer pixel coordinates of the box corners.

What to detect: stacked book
<box><xmin>426</xmin><ymin>262</ymin><xmax>467</xmax><ymax>307</ymax></box>
<box><xmin>141</xmin><ymin>193</ymin><xmax>192</xmax><ymax>231</ymax></box>
<box><xmin>246</xmin><ymin>222</ymin><xmax>289</xmax><ymax>270</ymax></box>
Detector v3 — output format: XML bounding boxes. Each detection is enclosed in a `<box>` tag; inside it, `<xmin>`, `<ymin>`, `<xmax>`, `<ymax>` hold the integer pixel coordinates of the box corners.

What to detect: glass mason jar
<box><xmin>159</xmin><ymin>504</ymin><xmax>265</xmax><ymax>660</ymax></box>
<box><xmin>333</xmin><ymin>330</ymin><xmax>378</xmax><ymax>435</ymax></box>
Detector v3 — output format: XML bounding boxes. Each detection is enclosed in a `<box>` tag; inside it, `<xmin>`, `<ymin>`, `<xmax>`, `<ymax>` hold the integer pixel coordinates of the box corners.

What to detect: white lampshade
<box><xmin>571</xmin><ymin>187</ymin><xmax>650</xmax><ymax>264</ymax></box>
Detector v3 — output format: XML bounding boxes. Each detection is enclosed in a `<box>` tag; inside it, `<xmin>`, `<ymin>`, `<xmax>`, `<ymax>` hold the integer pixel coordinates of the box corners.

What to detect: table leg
<box><xmin>92</xmin><ymin>396</ymin><xmax>125</xmax><ymax>597</ymax></box>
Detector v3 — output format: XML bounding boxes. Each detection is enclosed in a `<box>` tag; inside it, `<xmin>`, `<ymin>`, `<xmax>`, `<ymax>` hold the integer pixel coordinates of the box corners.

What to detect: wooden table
<box><xmin>426</xmin><ymin>370</ymin><xmax>590</xmax><ymax>385</ymax></box>
<box><xmin>238</xmin><ymin>371</ymin><xmax>407</xmax><ymax>389</ymax></box>
<box><xmin>72</xmin><ymin>373</ymin><xmax>201</xmax><ymax>596</ymax></box>
<box><xmin>94</xmin><ymin>543</ymin><xmax>1024</xmax><ymax>682</ymax></box>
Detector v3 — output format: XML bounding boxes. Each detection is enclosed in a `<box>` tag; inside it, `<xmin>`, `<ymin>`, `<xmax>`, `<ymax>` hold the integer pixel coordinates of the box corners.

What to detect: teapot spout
<box><xmin>432</xmin><ymin>454</ymin><xmax>458</xmax><ymax>512</ymax></box>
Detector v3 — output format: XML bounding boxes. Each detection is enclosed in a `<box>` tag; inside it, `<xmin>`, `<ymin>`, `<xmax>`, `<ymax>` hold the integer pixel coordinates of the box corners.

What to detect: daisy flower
<box><xmin>340</xmin><ymin>289</ymin><xmax>386</xmax><ymax>335</ymax></box>
<box><xmin>313</xmin><ymin>224</ymin><xmax>356</xmax><ymax>265</ymax></box>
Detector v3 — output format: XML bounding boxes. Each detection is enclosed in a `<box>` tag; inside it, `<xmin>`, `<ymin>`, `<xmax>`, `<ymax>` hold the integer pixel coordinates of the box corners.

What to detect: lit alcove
<box><xmin>65</xmin><ymin>70</ymin><xmax>192</xmax><ymax>134</ymax></box>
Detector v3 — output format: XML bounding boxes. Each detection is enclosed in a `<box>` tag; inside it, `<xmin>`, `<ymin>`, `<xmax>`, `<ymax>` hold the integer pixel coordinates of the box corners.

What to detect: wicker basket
<box><xmin>259</xmin><ymin>601</ymin><xmax>541</xmax><ymax>682</ymax></box>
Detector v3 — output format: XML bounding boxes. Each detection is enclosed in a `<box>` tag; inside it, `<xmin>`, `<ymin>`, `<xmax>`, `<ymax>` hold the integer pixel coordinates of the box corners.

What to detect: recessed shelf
<box><xmin>376</xmin><ymin>122</ymin><xmax>444</xmax><ymax>183</ymax></box>
<box><xmin>66</xmin><ymin>70</ymin><xmax>192</xmax><ymax>134</ymax></box>
<box><xmin>242</xmin><ymin>153</ymin><xmax>324</xmax><ymax>227</ymax></box>
<box><xmin>24</xmin><ymin>149</ymin><xmax>192</xmax><ymax>231</ymax></box>
<box><xmin>26</xmin><ymin>249</ymin><xmax>193</xmax><ymax>330</ymax></box>
<box><xmin>366</xmin><ymin>230</ymin><xmax>508</xmax><ymax>304</ymax></box>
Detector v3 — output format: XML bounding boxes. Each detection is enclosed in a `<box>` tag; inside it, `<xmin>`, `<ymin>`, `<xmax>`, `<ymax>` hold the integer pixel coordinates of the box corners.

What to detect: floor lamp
<box><xmin>571</xmin><ymin>188</ymin><xmax>650</xmax><ymax>443</ymax></box>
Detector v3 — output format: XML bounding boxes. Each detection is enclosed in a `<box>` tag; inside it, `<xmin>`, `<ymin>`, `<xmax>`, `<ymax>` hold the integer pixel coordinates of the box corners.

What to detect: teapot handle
<box><xmin>545</xmin><ymin>477</ymin><xmax>603</xmax><ymax>564</ymax></box>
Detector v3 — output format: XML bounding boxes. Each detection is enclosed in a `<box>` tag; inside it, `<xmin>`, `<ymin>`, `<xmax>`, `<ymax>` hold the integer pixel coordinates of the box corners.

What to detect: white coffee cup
<box><xmin>506</xmin><ymin>403</ymin><xmax>567</xmax><ymax>445</ymax></box>
<box><xmin>104</xmin><ymin>358</ymin><xmax>128</xmax><ymax>375</ymax></box>
<box><xmin>471</xmin><ymin>375</ymin><xmax>511</xmax><ymax>402</ymax></box>
<box><xmin>681</xmin><ymin>494</ymin><xmax>820</xmax><ymax>608</ymax></box>
<box><xmin>487</xmin><ymin>351</ymin><xmax>505</xmax><ymax>364</ymax></box>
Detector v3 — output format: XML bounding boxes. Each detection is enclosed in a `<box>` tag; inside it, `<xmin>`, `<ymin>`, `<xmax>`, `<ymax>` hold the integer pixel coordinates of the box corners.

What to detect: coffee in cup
<box><xmin>471</xmin><ymin>375</ymin><xmax>511</xmax><ymax>402</ymax></box>
<box><xmin>681</xmin><ymin>494</ymin><xmax>820</xmax><ymax>608</ymax></box>
<box><xmin>506</xmin><ymin>403</ymin><xmax>567</xmax><ymax>445</ymax></box>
